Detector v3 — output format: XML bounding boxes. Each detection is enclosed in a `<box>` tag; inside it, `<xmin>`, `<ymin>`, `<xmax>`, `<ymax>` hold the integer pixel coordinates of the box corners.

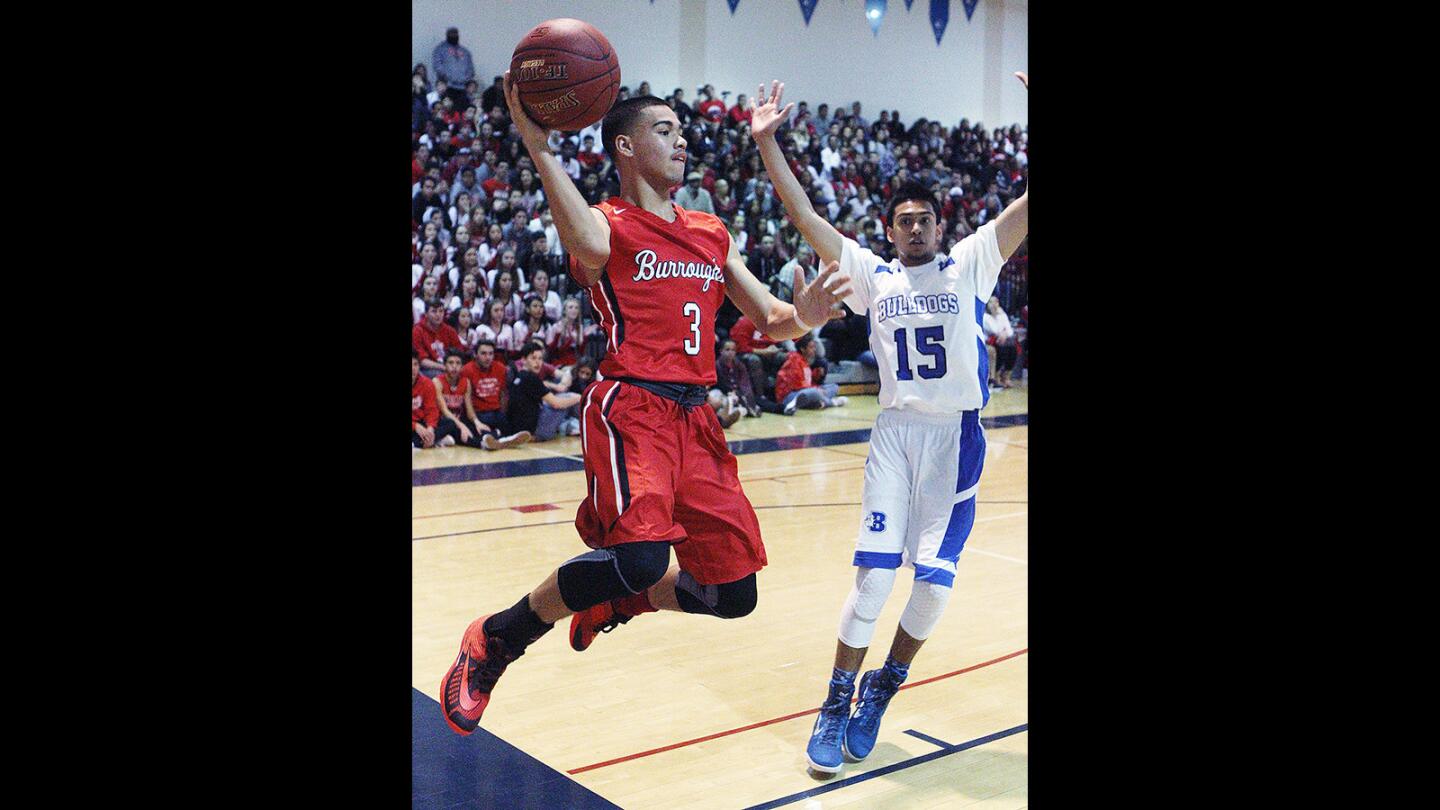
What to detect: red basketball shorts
<box><xmin>575</xmin><ymin>379</ymin><xmax>767</xmax><ymax>585</ymax></box>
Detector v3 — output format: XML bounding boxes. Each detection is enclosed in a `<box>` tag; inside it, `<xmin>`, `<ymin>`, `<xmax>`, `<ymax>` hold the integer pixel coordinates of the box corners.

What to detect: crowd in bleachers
<box><xmin>411</xmin><ymin>44</ymin><xmax>1030</xmax><ymax>452</ymax></box>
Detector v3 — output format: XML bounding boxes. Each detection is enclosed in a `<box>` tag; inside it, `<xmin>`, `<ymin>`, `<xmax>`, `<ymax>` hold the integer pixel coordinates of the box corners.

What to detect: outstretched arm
<box><xmin>724</xmin><ymin>237</ymin><xmax>850</xmax><ymax>341</ymax></box>
<box><xmin>503</xmin><ymin>71</ymin><xmax>611</xmax><ymax>284</ymax></box>
<box><xmin>749</xmin><ymin>81</ymin><xmax>844</xmax><ymax>268</ymax></box>
<box><xmin>994</xmin><ymin>72</ymin><xmax>1029</xmax><ymax>259</ymax></box>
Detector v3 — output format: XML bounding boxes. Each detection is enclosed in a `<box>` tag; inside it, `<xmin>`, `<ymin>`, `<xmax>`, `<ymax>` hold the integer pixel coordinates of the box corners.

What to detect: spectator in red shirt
<box><xmin>461</xmin><ymin>340</ymin><xmax>524</xmax><ymax>443</ymax></box>
<box><xmin>437</xmin><ymin>349</ymin><xmax>531</xmax><ymax>450</ymax></box>
<box><xmin>413</xmin><ymin>298</ymin><xmax>462</xmax><ymax>376</ymax></box>
<box><xmin>481</xmin><ymin>160</ymin><xmax>512</xmax><ymax>199</ymax></box>
<box><xmin>729</xmin><ymin>313</ymin><xmax>789</xmax><ymax>400</ymax></box>
<box><xmin>697</xmin><ymin>89</ymin><xmax>727</xmax><ymax>123</ymax></box>
<box><xmin>413</xmin><ymin>350</ymin><xmax>460</xmax><ymax>449</ymax></box>
<box><xmin>774</xmin><ymin>334</ymin><xmax>846</xmax><ymax>415</ymax></box>
<box><xmin>727</xmin><ymin>94</ymin><xmax>752</xmax><ymax>128</ymax></box>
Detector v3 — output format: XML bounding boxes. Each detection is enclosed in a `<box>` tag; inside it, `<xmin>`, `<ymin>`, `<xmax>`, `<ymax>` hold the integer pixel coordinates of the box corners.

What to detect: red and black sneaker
<box><xmin>440</xmin><ymin>615</ymin><xmax>522</xmax><ymax>735</ymax></box>
<box><xmin>569</xmin><ymin>600</ymin><xmax>635</xmax><ymax>652</ymax></box>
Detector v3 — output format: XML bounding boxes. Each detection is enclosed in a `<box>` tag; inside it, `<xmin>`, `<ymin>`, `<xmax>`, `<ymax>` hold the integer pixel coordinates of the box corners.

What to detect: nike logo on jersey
<box><xmin>613</xmin><ymin>208</ymin><xmax>627</xmax><ymax>214</ymax></box>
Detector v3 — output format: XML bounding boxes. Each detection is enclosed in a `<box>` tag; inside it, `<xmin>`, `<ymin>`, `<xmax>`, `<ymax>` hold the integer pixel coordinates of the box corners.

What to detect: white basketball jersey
<box><xmin>839</xmin><ymin>221</ymin><xmax>1006</xmax><ymax>414</ymax></box>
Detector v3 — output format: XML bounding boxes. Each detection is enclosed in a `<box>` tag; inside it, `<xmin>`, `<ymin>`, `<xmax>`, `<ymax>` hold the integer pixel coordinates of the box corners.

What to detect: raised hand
<box><xmin>503</xmin><ymin>70</ymin><xmax>552</xmax><ymax>150</ymax></box>
<box><xmin>793</xmin><ymin>260</ymin><xmax>851</xmax><ymax>328</ymax></box>
<box><xmin>749</xmin><ymin>80</ymin><xmax>793</xmax><ymax>141</ymax></box>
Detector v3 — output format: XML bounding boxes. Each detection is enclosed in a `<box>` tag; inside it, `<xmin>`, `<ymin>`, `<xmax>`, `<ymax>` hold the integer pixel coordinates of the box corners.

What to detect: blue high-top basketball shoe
<box><xmin>844</xmin><ymin>659</ymin><xmax>909</xmax><ymax>761</ymax></box>
<box><xmin>805</xmin><ymin>669</ymin><xmax>856</xmax><ymax>773</ymax></box>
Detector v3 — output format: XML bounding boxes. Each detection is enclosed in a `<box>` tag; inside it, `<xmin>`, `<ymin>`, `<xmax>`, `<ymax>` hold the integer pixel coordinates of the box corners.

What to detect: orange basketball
<box><xmin>509</xmin><ymin>18</ymin><xmax>621</xmax><ymax>131</ymax></box>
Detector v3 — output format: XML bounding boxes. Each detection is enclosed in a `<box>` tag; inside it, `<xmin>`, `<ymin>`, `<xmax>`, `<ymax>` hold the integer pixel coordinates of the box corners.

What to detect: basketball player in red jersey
<box><xmin>441</xmin><ymin>77</ymin><xmax>854</xmax><ymax>735</ymax></box>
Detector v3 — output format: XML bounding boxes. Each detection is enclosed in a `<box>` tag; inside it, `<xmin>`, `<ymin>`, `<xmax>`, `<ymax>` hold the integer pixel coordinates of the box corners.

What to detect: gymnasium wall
<box><xmin>412</xmin><ymin>0</ymin><xmax>1027</xmax><ymax>130</ymax></box>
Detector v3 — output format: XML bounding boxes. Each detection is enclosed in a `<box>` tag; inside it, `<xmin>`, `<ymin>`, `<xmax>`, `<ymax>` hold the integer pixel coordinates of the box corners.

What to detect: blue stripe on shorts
<box><xmin>913</xmin><ymin>563</ymin><xmax>956</xmax><ymax>588</ymax></box>
<box><xmin>853</xmin><ymin>551</ymin><xmax>903</xmax><ymax>569</ymax></box>
<box><xmin>955</xmin><ymin>409</ymin><xmax>985</xmax><ymax>494</ymax></box>
<box><xmin>937</xmin><ymin>497</ymin><xmax>976</xmax><ymax>562</ymax></box>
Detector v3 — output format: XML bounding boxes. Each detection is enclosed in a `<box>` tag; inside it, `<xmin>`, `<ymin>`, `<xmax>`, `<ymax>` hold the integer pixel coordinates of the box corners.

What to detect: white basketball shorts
<box><xmin>853</xmin><ymin>408</ymin><xmax>986</xmax><ymax>588</ymax></box>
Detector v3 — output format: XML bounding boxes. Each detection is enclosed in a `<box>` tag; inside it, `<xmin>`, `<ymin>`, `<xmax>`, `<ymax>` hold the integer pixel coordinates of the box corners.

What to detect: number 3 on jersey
<box><xmin>894</xmin><ymin>326</ymin><xmax>946</xmax><ymax>380</ymax></box>
<box><xmin>682</xmin><ymin>302</ymin><xmax>701</xmax><ymax>355</ymax></box>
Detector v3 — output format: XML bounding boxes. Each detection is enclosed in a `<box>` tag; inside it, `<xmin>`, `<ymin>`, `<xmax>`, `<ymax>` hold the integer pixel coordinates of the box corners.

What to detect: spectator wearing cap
<box><xmin>673</xmin><ymin>170</ymin><xmax>714</xmax><ymax>214</ymax></box>
<box><xmin>432</xmin><ymin>27</ymin><xmax>475</xmax><ymax>110</ymax></box>
<box><xmin>414</xmin><ymin>298</ymin><xmax>463</xmax><ymax>376</ymax></box>
<box><xmin>442</xmin><ymin>147</ymin><xmax>474</xmax><ymax>185</ymax></box>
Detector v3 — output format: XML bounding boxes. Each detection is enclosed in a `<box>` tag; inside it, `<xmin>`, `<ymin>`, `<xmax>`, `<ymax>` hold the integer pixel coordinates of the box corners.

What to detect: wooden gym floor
<box><xmin>412</xmin><ymin>387</ymin><xmax>1028</xmax><ymax>809</ymax></box>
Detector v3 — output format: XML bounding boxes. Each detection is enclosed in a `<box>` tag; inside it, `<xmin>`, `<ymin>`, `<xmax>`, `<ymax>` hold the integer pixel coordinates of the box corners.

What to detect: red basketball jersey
<box><xmin>576</xmin><ymin>198</ymin><xmax>730</xmax><ymax>386</ymax></box>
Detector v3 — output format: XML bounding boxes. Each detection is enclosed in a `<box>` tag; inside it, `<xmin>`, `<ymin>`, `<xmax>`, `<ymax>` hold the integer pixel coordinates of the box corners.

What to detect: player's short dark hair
<box><xmin>602</xmin><ymin>95</ymin><xmax>672</xmax><ymax>162</ymax></box>
<box><xmin>475</xmin><ymin>338</ymin><xmax>496</xmax><ymax>351</ymax></box>
<box><xmin>427</xmin><ymin>298</ymin><xmax>446</xmax><ymax>310</ymax></box>
<box><xmin>521</xmin><ymin>341</ymin><xmax>546</xmax><ymax>358</ymax></box>
<box><xmin>886</xmin><ymin>182</ymin><xmax>939</xmax><ymax>225</ymax></box>
<box><xmin>795</xmin><ymin>333</ymin><xmax>815</xmax><ymax>351</ymax></box>
<box><xmin>444</xmin><ymin>349</ymin><xmax>465</xmax><ymax>363</ymax></box>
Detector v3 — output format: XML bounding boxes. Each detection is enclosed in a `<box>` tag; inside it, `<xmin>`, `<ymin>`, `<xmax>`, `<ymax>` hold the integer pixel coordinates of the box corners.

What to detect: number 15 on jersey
<box><xmin>894</xmin><ymin>326</ymin><xmax>946</xmax><ymax>380</ymax></box>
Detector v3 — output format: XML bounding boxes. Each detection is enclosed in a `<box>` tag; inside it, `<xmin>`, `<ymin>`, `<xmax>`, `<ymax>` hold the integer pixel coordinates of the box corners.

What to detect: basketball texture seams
<box><xmin>510</xmin><ymin>17</ymin><xmax>621</xmax><ymax>131</ymax></box>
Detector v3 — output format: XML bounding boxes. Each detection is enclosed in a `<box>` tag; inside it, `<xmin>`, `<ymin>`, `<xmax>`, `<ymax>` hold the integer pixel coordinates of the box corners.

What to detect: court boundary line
<box><xmin>903</xmin><ymin>729</ymin><xmax>953</xmax><ymax>748</ymax></box>
<box><xmin>412</xmin><ymin>413</ymin><xmax>1028</xmax><ymax>486</ymax></box>
<box><xmin>565</xmin><ymin>648</ymin><xmax>1026</xmax><ymax>775</ymax></box>
<box><xmin>412</xmin><ymin>500</ymin><xmax>1026</xmax><ymax>538</ymax></box>
<box><xmin>739</xmin><ymin>723</ymin><xmax>1028</xmax><ymax>810</ymax></box>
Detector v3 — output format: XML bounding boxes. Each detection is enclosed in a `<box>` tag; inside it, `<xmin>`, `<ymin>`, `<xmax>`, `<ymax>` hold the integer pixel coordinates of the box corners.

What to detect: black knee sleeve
<box><xmin>675</xmin><ymin>571</ymin><xmax>758</xmax><ymax>619</ymax></box>
<box><xmin>555</xmin><ymin>541</ymin><xmax>671</xmax><ymax>612</ymax></box>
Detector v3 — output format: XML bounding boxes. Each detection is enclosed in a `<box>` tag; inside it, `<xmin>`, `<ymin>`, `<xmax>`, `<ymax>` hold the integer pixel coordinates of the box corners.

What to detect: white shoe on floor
<box><xmin>831</xmin><ymin>396</ymin><xmax>849</xmax><ymax>407</ymax></box>
<box><xmin>498</xmin><ymin>431</ymin><xmax>533</xmax><ymax>448</ymax></box>
<box><xmin>438</xmin><ymin>435</ymin><xmax>456</xmax><ymax>447</ymax></box>
<box><xmin>783</xmin><ymin>398</ymin><xmax>798</xmax><ymax>415</ymax></box>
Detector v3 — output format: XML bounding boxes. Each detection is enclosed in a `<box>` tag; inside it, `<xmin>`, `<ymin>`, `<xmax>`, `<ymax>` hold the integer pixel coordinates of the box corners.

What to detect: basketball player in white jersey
<box><xmin>750</xmin><ymin>73</ymin><xmax>1029</xmax><ymax>774</ymax></box>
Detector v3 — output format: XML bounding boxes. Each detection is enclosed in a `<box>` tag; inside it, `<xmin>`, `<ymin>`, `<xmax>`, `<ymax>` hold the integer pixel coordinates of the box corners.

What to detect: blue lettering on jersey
<box><xmin>874</xmin><ymin>292</ymin><xmax>961</xmax><ymax>323</ymax></box>
<box><xmin>866</xmin><ymin>511</ymin><xmax>887</xmax><ymax>532</ymax></box>
<box><xmin>938</xmin><ymin>256</ymin><xmax>956</xmax><ymax>271</ymax></box>
<box><xmin>874</xmin><ymin>261</ymin><xmax>893</xmax><ymax>275</ymax></box>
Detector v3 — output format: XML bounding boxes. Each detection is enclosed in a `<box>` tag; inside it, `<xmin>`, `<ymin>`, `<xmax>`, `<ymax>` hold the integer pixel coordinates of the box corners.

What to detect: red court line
<box><xmin>512</xmin><ymin>503</ymin><xmax>561</xmax><ymax>513</ymax></box>
<box><xmin>566</xmin><ymin>647</ymin><xmax>1027</xmax><ymax>775</ymax></box>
